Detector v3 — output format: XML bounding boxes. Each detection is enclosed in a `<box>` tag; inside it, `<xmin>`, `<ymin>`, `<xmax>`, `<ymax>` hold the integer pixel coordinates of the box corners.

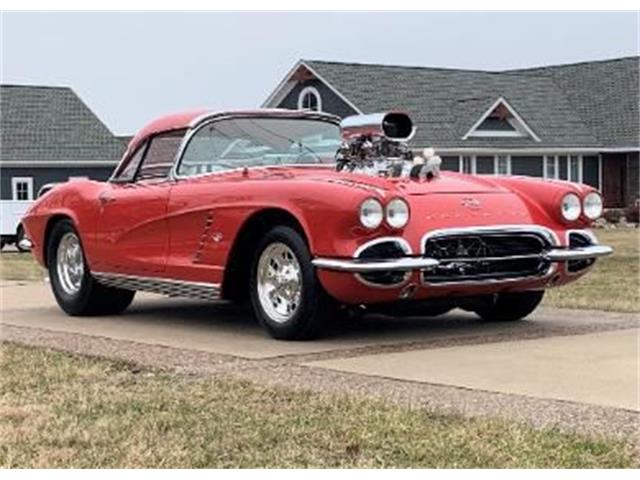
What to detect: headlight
<box><xmin>561</xmin><ymin>193</ymin><xmax>581</xmax><ymax>221</ymax></box>
<box><xmin>583</xmin><ymin>192</ymin><xmax>603</xmax><ymax>220</ymax></box>
<box><xmin>359</xmin><ymin>198</ymin><xmax>383</xmax><ymax>229</ymax></box>
<box><xmin>385</xmin><ymin>198</ymin><xmax>410</xmax><ymax>229</ymax></box>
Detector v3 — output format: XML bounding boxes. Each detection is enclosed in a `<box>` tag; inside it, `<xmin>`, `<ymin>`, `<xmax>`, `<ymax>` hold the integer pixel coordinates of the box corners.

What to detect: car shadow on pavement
<box><xmin>122</xmin><ymin>296</ymin><xmax>536</xmax><ymax>341</ymax></box>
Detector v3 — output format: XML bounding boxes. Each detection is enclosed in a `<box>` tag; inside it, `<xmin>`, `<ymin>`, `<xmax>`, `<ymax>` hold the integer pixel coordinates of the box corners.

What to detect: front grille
<box><xmin>568</xmin><ymin>232</ymin><xmax>595</xmax><ymax>273</ymax></box>
<box><xmin>422</xmin><ymin>232</ymin><xmax>551</xmax><ymax>283</ymax></box>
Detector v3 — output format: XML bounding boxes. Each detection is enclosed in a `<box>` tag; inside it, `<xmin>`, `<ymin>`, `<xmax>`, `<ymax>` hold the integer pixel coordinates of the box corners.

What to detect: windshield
<box><xmin>177</xmin><ymin>117</ymin><xmax>341</xmax><ymax>177</ymax></box>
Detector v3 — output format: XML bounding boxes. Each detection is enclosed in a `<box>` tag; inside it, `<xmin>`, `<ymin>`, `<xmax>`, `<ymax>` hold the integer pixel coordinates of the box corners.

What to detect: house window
<box><xmin>440</xmin><ymin>156</ymin><xmax>460</xmax><ymax>172</ymax></box>
<box><xmin>461</xmin><ymin>156</ymin><xmax>474</xmax><ymax>173</ymax></box>
<box><xmin>569</xmin><ymin>155</ymin><xmax>580</xmax><ymax>182</ymax></box>
<box><xmin>544</xmin><ymin>156</ymin><xmax>558</xmax><ymax>179</ymax></box>
<box><xmin>297</xmin><ymin>86</ymin><xmax>322</xmax><ymax>112</ymax></box>
<box><xmin>475</xmin><ymin>156</ymin><xmax>494</xmax><ymax>174</ymax></box>
<box><xmin>511</xmin><ymin>156</ymin><xmax>544</xmax><ymax>177</ymax></box>
<box><xmin>12</xmin><ymin>177</ymin><xmax>33</xmax><ymax>201</ymax></box>
<box><xmin>496</xmin><ymin>155</ymin><xmax>510</xmax><ymax>175</ymax></box>
<box><xmin>582</xmin><ymin>155</ymin><xmax>600</xmax><ymax>188</ymax></box>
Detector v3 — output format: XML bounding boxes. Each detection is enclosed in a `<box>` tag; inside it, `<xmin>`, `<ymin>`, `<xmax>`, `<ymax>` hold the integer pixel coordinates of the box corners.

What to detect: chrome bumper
<box><xmin>17</xmin><ymin>237</ymin><xmax>33</xmax><ymax>251</ymax></box>
<box><xmin>312</xmin><ymin>257</ymin><xmax>439</xmax><ymax>272</ymax></box>
<box><xmin>312</xmin><ymin>244</ymin><xmax>613</xmax><ymax>273</ymax></box>
<box><xmin>545</xmin><ymin>245</ymin><xmax>613</xmax><ymax>261</ymax></box>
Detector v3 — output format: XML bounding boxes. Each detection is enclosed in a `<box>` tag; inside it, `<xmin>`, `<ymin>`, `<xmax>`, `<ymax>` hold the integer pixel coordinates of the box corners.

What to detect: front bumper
<box><xmin>312</xmin><ymin>244</ymin><xmax>613</xmax><ymax>273</ymax></box>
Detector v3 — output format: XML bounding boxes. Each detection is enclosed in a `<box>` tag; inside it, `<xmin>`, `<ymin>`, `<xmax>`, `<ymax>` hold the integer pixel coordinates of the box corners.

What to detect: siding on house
<box><xmin>0</xmin><ymin>166</ymin><xmax>115</xmax><ymax>200</ymax></box>
<box><xmin>278</xmin><ymin>79</ymin><xmax>358</xmax><ymax>119</ymax></box>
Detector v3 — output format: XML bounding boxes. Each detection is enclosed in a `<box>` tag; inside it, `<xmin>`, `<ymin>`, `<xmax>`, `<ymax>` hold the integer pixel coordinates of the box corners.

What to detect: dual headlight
<box><xmin>359</xmin><ymin>198</ymin><xmax>410</xmax><ymax>229</ymax></box>
<box><xmin>561</xmin><ymin>192</ymin><xmax>603</xmax><ymax>221</ymax></box>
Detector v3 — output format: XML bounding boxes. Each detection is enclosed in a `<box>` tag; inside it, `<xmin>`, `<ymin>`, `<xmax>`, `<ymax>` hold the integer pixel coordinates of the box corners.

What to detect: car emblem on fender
<box><xmin>461</xmin><ymin>197</ymin><xmax>481</xmax><ymax>210</ymax></box>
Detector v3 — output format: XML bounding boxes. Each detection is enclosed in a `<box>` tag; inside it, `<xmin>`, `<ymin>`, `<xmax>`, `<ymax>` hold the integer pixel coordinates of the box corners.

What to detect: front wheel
<box><xmin>473</xmin><ymin>291</ymin><xmax>544</xmax><ymax>322</ymax></box>
<box><xmin>47</xmin><ymin>219</ymin><xmax>135</xmax><ymax>316</ymax></box>
<box><xmin>249</xmin><ymin>226</ymin><xmax>337</xmax><ymax>340</ymax></box>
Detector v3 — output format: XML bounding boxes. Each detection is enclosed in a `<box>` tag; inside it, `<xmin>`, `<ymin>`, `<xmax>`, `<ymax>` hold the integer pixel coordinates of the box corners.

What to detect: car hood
<box><xmin>288</xmin><ymin>168</ymin><xmax>511</xmax><ymax>196</ymax></box>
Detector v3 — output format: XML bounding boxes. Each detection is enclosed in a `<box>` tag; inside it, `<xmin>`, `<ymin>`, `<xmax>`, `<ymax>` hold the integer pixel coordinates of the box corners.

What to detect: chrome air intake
<box><xmin>355</xmin><ymin>238</ymin><xmax>411</xmax><ymax>287</ymax></box>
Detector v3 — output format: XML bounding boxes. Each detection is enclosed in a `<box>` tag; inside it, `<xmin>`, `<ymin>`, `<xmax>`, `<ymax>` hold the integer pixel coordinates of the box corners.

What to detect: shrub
<box><xmin>624</xmin><ymin>202</ymin><xmax>639</xmax><ymax>224</ymax></box>
<box><xmin>603</xmin><ymin>208</ymin><xmax>623</xmax><ymax>224</ymax></box>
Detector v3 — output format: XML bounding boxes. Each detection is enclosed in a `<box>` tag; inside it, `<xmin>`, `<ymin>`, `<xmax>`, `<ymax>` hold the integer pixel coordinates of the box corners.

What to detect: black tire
<box><xmin>473</xmin><ymin>291</ymin><xmax>544</xmax><ymax>322</ymax></box>
<box><xmin>249</xmin><ymin>226</ymin><xmax>337</xmax><ymax>340</ymax></box>
<box><xmin>47</xmin><ymin>219</ymin><xmax>135</xmax><ymax>316</ymax></box>
<box><xmin>15</xmin><ymin>225</ymin><xmax>29</xmax><ymax>252</ymax></box>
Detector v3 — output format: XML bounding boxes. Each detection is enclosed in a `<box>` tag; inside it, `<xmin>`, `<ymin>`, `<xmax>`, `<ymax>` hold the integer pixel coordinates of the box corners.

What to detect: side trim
<box><xmin>93</xmin><ymin>272</ymin><xmax>221</xmax><ymax>301</ymax></box>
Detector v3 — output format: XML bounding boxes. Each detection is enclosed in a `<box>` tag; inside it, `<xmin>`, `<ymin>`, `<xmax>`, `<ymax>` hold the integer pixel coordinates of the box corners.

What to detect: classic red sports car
<box><xmin>21</xmin><ymin>109</ymin><xmax>612</xmax><ymax>340</ymax></box>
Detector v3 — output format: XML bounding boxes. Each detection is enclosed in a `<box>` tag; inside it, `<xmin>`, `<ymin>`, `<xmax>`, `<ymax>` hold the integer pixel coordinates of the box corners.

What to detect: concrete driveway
<box><xmin>2</xmin><ymin>281</ymin><xmax>638</xmax><ymax>419</ymax></box>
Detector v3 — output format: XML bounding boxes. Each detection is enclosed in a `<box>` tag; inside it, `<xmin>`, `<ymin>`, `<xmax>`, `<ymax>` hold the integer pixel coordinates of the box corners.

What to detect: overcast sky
<box><xmin>2</xmin><ymin>11</ymin><xmax>638</xmax><ymax>134</ymax></box>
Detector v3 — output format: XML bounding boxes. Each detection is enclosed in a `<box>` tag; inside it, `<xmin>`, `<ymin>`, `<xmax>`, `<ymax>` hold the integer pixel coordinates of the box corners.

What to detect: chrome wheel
<box><xmin>56</xmin><ymin>232</ymin><xmax>85</xmax><ymax>295</ymax></box>
<box><xmin>256</xmin><ymin>242</ymin><xmax>302</xmax><ymax>324</ymax></box>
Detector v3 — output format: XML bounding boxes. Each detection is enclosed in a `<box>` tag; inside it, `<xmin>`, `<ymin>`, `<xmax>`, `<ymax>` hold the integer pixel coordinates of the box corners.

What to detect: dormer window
<box><xmin>463</xmin><ymin>97</ymin><xmax>540</xmax><ymax>141</ymax></box>
<box><xmin>297</xmin><ymin>86</ymin><xmax>322</xmax><ymax>112</ymax></box>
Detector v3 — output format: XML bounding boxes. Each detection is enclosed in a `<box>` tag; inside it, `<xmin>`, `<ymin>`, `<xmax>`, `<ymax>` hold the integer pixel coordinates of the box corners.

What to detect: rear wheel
<box><xmin>249</xmin><ymin>226</ymin><xmax>337</xmax><ymax>340</ymax></box>
<box><xmin>473</xmin><ymin>291</ymin><xmax>544</xmax><ymax>322</ymax></box>
<box><xmin>47</xmin><ymin>219</ymin><xmax>135</xmax><ymax>316</ymax></box>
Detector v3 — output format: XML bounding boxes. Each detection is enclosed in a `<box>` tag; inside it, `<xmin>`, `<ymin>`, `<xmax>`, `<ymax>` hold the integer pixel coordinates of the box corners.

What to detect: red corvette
<box><xmin>21</xmin><ymin>109</ymin><xmax>612</xmax><ymax>340</ymax></box>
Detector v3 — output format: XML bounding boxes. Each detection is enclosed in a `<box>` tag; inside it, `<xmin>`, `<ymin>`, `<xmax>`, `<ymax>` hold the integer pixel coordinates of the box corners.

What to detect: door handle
<box><xmin>98</xmin><ymin>192</ymin><xmax>116</xmax><ymax>205</ymax></box>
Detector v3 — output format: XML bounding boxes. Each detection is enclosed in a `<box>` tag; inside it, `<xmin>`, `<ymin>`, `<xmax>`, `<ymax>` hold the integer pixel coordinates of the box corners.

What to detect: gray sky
<box><xmin>2</xmin><ymin>11</ymin><xmax>638</xmax><ymax>135</ymax></box>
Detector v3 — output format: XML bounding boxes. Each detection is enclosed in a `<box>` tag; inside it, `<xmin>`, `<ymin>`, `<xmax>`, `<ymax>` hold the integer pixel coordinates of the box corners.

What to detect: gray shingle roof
<box><xmin>301</xmin><ymin>57</ymin><xmax>639</xmax><ymax>149</ymax></box>
<box><xmin>0</xmin><ymin>85</ymin><xmax>125</xmax><ymax>165</ymax></box>
<box><xmin>507</xmin><ymin>56</ymin><xmax>640</xmax><ymax>149</ymax></box>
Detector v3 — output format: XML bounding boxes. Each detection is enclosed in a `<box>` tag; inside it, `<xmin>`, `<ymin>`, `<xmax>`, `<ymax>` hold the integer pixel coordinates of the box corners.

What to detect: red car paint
<box><xmin>22</xmin><ymin>109</ymin><xmax>603</xmax><ymax>306</ymax></box>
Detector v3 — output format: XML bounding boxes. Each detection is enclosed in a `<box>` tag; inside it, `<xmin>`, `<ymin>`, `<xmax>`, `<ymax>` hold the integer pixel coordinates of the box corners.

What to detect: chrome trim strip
<box><xmin>93</xmin><ymin>272</ymin><xmax>221</xmax><ymax>301</ymax></box>
<box><xmin>312</xmin><ymin>257</ymin><xmax>439</xmax><ymax>273</ymax></box>
<box><xmin>545</xmin><ymin>245</ymin><xmax>613</xmax><ymax>261</ymax></box>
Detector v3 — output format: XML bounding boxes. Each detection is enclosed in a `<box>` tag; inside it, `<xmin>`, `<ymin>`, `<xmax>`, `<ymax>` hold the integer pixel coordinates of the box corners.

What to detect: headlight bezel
<box><xmin>583</xmin><ymin>192</ymin><xmax>604</xmax><ymax>220</ymax></box>
<box><xmin>385</xmin><ymin>197</ymin><xmax>410</xmax><ymax>229</ymax></box>
<box><xmin>560</xmin><ymin>192</ymin><xmax>582</xmax><ymax>222</ymax></box>
<box><xmin>359</xmin><ymin>197</ymin><xmax>384</xmax><ymax>230</ymax></box>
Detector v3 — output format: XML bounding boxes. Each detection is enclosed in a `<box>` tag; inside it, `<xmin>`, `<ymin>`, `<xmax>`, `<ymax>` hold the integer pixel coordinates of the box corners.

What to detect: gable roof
<box><xmin>507</xmin><ymin>56</ymin><xmax>640</xmax><ymax>149</ymax></box>
<box><xmin>266</xmin><ymin>57</ymin><xmax>639</xmax><ymax>150</ymax></box>
<box><xmin>461</xmin><ymin>96</ymin><xmax>540</xmax><ymax>141</ymax></box>
<box><xmin>0</xmin><ymin>84</ymin><xmax>126</xmax><ymax>166</ymax></box>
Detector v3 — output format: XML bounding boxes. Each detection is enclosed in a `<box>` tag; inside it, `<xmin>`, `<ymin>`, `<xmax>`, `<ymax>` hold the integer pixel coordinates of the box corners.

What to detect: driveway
<box><xmin>1</xmin><ymin>281</ymin><xmax>638</xmax><ymax>436</ymax></box>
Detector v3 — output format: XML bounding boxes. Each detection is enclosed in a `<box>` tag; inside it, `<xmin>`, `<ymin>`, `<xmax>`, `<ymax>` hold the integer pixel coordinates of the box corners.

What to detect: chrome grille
<box><xmin>422</xmin><ymin>231</ymin><xmax>551</xmax><ymax>283</ymax></box>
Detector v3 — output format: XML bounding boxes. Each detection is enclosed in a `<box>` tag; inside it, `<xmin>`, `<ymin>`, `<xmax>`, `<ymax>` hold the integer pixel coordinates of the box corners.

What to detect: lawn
<box><xmin>544</xmin><ymin>229</ymin><xmax>639</xmax><ymax>312</ymax></box>
<box><xmin>1</xmin><ymin>229</ymin><xmax>638</xmax><ymax>311</ymax></box>
<box><xmin>0</xmin><ymin>343</ymin><xmax>636</xmax><ymax>468</ymax></box>
<box><xmin>0</xmin><ymin>251</ymin><xmax>45</xmax><ymax>282</ymax></box>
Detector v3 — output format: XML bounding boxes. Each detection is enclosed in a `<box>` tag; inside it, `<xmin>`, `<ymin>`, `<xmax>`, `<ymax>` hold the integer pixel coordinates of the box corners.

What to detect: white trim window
<box><xmin>462</xmin><ymin>97</ymin><xmax>540</xmax><ymax>142</ymax></box>
<box><xmin>297</xmin><ymin>86</ymin><xmax>322</xmax><ymax>112</ymax></box>
<box><xmin>11</xmin><ymin>177</ymin><xmax>34</xmax><ymax>201</ymax></box>
<box><xmin>495</xmin><ymin>155</ymin><xmax>511</xmax><ymax>175</ymax></box>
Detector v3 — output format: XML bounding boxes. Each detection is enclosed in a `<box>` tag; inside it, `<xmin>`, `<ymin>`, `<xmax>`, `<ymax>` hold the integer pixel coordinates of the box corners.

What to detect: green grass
<box><xmin>544</xmin><ymin>229</ymin><xmax>639</xmax><ymax>312</ymax></box>
<box><xmin>0</xmin><ymin>343</ymin><xmax>636</xmax><ymax>468</ymax></box>
<box><xmin>0</xmin><ymin>252</ymin><xmax>45</xmax><ymax>282</ymax></box>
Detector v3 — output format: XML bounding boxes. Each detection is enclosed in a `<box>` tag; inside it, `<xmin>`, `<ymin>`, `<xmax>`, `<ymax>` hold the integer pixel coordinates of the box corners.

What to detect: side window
<box><xmin>137</xmin><ymin>130</ymin><xmax>186</xmax><ymax>181</ymax></box>
<box><xmin>113</xmin><ymin>143</ymin><xmax>147</xmax><ymax>182</ymax></box>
